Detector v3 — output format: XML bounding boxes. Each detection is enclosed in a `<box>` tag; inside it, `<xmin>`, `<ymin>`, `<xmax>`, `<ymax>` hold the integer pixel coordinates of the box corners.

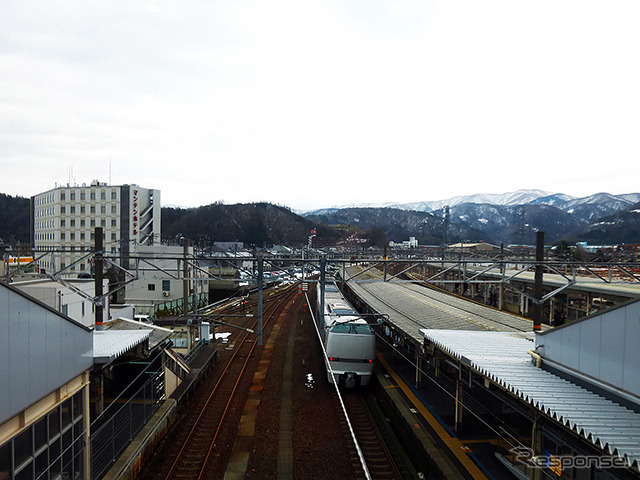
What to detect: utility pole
<box><xmin>182</xmin><ymin>237</ymin><xmax>189</xmax><ymax>315</ymax></box>
<box><xmin>95</xmin><ymin>227</ymin><xmax>104</xmax><ymax>331</ymax></box>
<box><xmin>533</xmin><ymin>231</ymin><xmax>545</xmax><ymax>332</ymax></box>
<box><xmin>320</xmin><ymin>256</ymin><xmax>326</xmax><ymax>328</ymax></box>
<box><xmin>257</xmin><ymin>256</ymin><xmax>263</xmax><ymax>346</ymax></box>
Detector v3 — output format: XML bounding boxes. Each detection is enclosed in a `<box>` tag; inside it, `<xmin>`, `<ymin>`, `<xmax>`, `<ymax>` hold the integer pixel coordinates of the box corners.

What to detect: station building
<box><xmin>0</xmin><ymin>282</ymin><xmax>93</xmax><ymax>479</ymax></box>
<box><xmin>0</xmin><ymin>279</ymin><xmax>186</xmax><ymax>480</ymax></box>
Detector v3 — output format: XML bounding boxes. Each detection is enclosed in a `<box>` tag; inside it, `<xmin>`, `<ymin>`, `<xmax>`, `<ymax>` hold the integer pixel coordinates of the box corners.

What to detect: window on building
<box><xmin>101</xmin><ymin>205</ymin><xmax>106</xmax><ymax>214</ymax></box>
<box><xmin>148</xmin><ymin>284</ymin><xmax>156</xmax><ymax>291</ymax></box>
<box><xmin>90</xmin><ymin>192</ymin><xmax>95</xmax><ymax>200</ymax></box>
<box><xmin>80</xmin><ymin>206</ymin><xmax>85</xmax><ymax>214</ymax></box>
<box><xmin>80</xmin><ymin>219</ymin><xmax>85</xmax><ymax>227</ymax></box>
<box><xmin>162</xmin><ymin>280</ymin><xmax>171</xmax><ymax>291</ymax></box>
<box><xmin>70</xmin><ymin>219</ymin><xmax>75</xmax><ymax>227</ymax></box>
<box><xmin>4</xmin><ymin>391</ymin><xmax>89</xmax><ymax>480</ymax></box>
<box><xmin>61</xmin><ymin>206</ymin><xmax>66</xmax><ymax>214</ymax></box>
<box><xmin>90</xmin><ymin>206</ymin><xmax>95</xmax><ymax>214</ymax></box>
<box><xmin>60</xmin><ymin>192</ymin><xmax>66</xmax><ymax>200</ymax></box>
<box><xmin>101</xmin><ymin>190</ymin><xmax>106</xmax><ymax>200</ymax></box>
<box><xmin>111</xmin><ymin>190</ymin><xmax>117</xmax><ymax>200</ymax></box>
<box><xmin>171</xmin><ymin>331</ymin><xmax>188</xmax><ymax>348</ymax></box>
<box><xmin>80</xmin><ymin>192</ymin><xmax>85</xmax><ymax>200</ymax></box>
<box><xmin>70</xmin><ymin>206</ymin><xmax>75</xmax><ymax>214</ymax></box>
<box><xmin>70</xmin><ymin>192</ymin><xmax>75</xmax><ymax>200</ymax></box>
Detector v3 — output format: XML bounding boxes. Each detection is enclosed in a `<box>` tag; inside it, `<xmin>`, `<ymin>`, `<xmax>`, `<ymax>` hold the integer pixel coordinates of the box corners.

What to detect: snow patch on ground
<box><xmin>305</xmin><ymin>373</ymin><xmax>315</xmax><ymax>389</ymax></box>
<box><xmin>214</xmin><ymin>332</ymin><xmax>232</xmax><ymax>343</ymax></box>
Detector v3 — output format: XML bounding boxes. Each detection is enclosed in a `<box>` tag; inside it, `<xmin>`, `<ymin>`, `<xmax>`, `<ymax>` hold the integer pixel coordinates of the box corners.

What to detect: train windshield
<box><xmin>329</xmin><ymin>323</ymin><xmax>373</xmax><ymax>334</ymax></box>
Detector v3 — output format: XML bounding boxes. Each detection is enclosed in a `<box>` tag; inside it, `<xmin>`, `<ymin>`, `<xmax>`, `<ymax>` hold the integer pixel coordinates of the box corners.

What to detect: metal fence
<box><xmin>181</xmin><ymin>338</ymin><xmax>205</xmax><ymax>365</ymax></box>
<box><xmin>90</xmin><ymin>370</ymin><xmax>164</xmax><ymax>480</ymax></box>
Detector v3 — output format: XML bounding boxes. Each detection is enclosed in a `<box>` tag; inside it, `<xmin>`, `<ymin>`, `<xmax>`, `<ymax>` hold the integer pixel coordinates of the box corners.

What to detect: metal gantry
<box><xmin>5</xmin><ymin>237</ymin><xmax>640</xmax><ymax>345</ymax></box>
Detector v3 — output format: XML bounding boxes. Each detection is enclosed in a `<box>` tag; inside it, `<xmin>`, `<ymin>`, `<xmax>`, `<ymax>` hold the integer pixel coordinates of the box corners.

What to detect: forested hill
<box><xmin>161</xmin><ymin>202</ymin><xmax>341</xmax><ymax>247</ymax></box>
<box><xmin>0</xmin><ymin>194</ymin><xmax>30</xmax><ymax>244</ymax></box>
<box><xmin>0</xmin><ymin>196</ymin><xmax>347</xmax><ymax>248</ymax></box>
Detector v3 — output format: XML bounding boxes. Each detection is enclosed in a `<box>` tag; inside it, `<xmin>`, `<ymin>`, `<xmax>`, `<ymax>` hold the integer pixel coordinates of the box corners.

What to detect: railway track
<box><xmin>140</xmin><ymin>284</ymin><xmax>298</xmax><ymax>480</ymax></box>
<box><xmin>165</xmin><ymin>328</ymin><xmax>257</xmax><ymax>480</ymax></box>
<box><xmin>342</xmin><ymin>391</ymin><xmax>401</xmax><ymax>480</ymax></box>
<box><xmin>140</xmin><ymin>282</ymin><xmax>420</xmax><ymax>480</ymax></box>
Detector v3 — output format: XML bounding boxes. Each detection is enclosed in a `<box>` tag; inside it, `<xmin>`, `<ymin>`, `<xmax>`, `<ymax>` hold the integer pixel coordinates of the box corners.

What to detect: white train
<box><xmin>316</xmin><ymin>282</ymin><xmax>376</xmax><ymax>387</ymax></box>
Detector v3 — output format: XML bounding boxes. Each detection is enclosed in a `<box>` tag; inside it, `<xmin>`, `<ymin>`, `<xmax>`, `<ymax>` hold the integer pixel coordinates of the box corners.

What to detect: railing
<box><xmin>90</xmin><ymin>370</ymin><xmax>165</xmax><ymax>480</ymax></box>
<box><xmin>181</xmin><ymin>338</ymin><xmax>206</xmax><ymax>365</ymax></box>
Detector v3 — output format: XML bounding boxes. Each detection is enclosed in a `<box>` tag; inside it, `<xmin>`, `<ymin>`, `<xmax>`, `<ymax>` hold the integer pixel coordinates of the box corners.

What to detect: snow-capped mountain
<box><xmin>422</xmin><ymin>189</ymin><xmax>558</xmax><ymax>210</ymax></box>
<box><xmin>312</xmin><ymin>190</ymin><xmax>563</xmax><ymax>214</ymax></box>
<box><xmin>302</xmin><ymin>189</ymin><xmax>640</xmax><ymax>245</ymax></box>
<box><xmin>306</xmin><ymin>190</ymin><xmax>638</xmax><ymax>215</ymax></box>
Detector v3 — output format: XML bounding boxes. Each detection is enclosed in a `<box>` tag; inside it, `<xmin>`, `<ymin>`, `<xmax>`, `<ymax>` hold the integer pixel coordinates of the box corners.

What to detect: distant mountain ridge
<box><xmin>302</xmin><ymin>190</ymin><xmax>640</xmax><ymax>245</ymax></box>
<box><xmin>305</xmin><ymin>190</ymin><xmax>640</xmax><ymax>214</ymax></box>
<box><xmin>1</xmin><ymin>189</ymin><xmax>639</xmax><ymax>248</ymax></box>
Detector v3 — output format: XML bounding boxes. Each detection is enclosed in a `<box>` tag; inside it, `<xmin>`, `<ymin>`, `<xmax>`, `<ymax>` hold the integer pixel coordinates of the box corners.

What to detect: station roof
<box><xmin>420</xmin><ymin>329</ymin><xmax>640</xmax><ymax>472</ymax></box>
<box><xmin>93</xmin><ymin>329</ymin><xmax>152</xmax><ymax>364</ymax></box>
<box><xmin>346</xmin><ymin>275</ymin><xmax>538</xmax><ymax>344</ymax></box>
<box><xmin>105</xmin><ymin>317</ymin><xmax>173</xmax><ymax>350</ymax></box>
<box><xmin>464</xmin><ymin>265</ymin><xmax>640</xmax><ymax>300</ymax></box>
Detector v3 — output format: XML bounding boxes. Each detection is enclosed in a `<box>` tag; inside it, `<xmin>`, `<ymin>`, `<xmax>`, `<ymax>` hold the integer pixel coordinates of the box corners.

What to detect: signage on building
<box><xmin>132</xmin><ymin>189</ymin><xmax>139</xmax><ymax>237</ymax></box>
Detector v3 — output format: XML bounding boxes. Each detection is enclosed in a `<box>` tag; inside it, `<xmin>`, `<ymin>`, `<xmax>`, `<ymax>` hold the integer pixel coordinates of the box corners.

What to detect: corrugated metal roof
<box><xmin>420</xmin><ymin>329</ymin><xmax>640</xmax><ymax>472</ymax></box>
<box><xmin>93</xmin><ymin>329</ymin><xmax>152</xmax><ymax>364</ymax></box>
<box><xmin>106</xmin><ymin>317</ymin><xmax>173</xmax><ymax>350</ymax></box>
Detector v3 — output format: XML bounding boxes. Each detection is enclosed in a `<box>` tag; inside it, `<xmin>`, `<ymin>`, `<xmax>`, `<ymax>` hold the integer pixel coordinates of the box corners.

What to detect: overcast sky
<box><xmin>1</xmin><ymin>0</ymin><xmax>639</xmax><ymax>211</ymax></box>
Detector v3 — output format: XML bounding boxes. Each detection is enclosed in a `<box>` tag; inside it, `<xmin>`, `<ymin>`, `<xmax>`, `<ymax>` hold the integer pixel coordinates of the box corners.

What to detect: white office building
<box><xmin>31</xmin><ymin>181</ymin><xmax>161</xmax><ymax>275</ymax></box>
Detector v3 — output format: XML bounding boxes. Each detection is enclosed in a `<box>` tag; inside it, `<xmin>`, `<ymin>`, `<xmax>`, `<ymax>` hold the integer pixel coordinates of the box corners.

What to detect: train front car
<box><xmin>319</xmin><ymin>283</ymin><xmax>376</xmax><ymax>388</ymax></box>
<box><xmin>325</xmin><ymin>316</ymin><xmax>376</xmax><ymax>387</ymax></box>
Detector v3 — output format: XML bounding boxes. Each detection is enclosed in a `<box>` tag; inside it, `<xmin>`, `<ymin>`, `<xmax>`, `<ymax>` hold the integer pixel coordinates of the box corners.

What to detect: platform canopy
<box><xmin>93</xmin><ymin>329</ymin><xmax>152</xmax><ymax>364</ymax></box>
<box><xmin>420</xmin><ymin>329</ymin><xmax>640</xmax><ymax>472</ymax></box>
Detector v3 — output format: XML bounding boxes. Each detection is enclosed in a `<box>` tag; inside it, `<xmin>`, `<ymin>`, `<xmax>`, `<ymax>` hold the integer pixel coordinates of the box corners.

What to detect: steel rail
<box><xmin>163</xmin><ymin>285</ymin><xmax>296</xmax><ymax>480</ymax></box>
